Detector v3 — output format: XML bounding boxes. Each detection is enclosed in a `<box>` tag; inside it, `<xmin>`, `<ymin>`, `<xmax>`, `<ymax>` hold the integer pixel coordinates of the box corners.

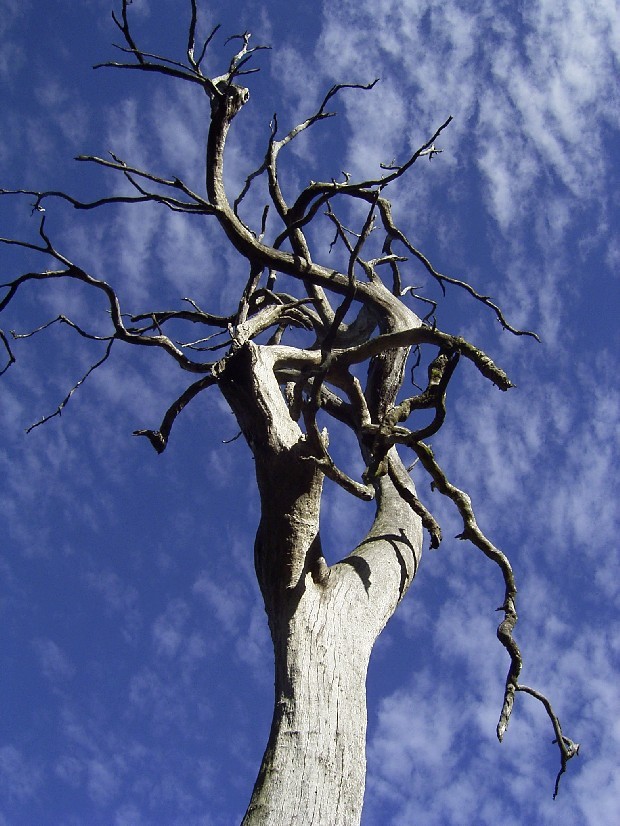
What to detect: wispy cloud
<box><xmin>32</xmin><ymin>637</ymin><xmax>76</xmax><ymax>683</ymax></box>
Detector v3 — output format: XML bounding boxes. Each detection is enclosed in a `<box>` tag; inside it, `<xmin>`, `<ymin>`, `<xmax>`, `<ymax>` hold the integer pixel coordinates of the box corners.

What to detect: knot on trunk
<box><xmin>211</xmin><ymin>82</ymin><xmax>250</xmax><ymax>119</ymax></box>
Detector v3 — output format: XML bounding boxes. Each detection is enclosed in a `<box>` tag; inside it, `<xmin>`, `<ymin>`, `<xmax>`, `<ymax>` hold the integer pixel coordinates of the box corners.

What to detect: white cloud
<box><xmin>87</xmin><ymin>758</ymin><xmax>119</xmax><ymax>806</ymax></box>
<box><xmin>84</xmin><ymin>569</ymin><xmax>143</xmax><ymax>644</ymax></box>
<box><xmin>0</xmin><ymin>745</ymin><xmax>42</xmax><ymax>803</ymax></box>
<box><xmin>152</xmin><ymin>598</ymin><xmax>190</xmax><ymax>658</ymax></box>
<box><xmin>193</xmin><ymin>572</ymin><xmax>246</xmax><ymax>636</ymax></box>
<box><xmin>314</xmin><ymin>0</ymin><xmax>619</xmax><ymax>243</ymax></box>
<box><xmin>32</xmin><ymin>637</ymin><xmax>76</xmax><ymax>683</ymax></box>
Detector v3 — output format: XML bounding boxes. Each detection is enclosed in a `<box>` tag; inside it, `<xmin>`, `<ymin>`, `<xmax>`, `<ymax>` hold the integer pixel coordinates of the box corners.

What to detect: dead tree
<box><xmin>0</xmin><ymin>3</ymin><xmax>578</xmax><ymax>823</ymax></box>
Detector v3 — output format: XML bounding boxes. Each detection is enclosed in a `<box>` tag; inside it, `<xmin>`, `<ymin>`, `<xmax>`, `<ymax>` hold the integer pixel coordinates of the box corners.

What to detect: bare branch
<box><xmin>387</xmin><ymin>456</ymin><xmax>442</xmax><ymax>548</ymax></box>
<box><xmin>1</xmin><ymin>240</ymin><xmax>216</xmax><ymax>374</ymax></box>
<box><xmin>111</xmin><ymin>0</ymin><xmax>144</xmax><ymax>65</ymax></box>
<box><xmin>11</xmin><ymin>314</ymin><xmax>114</xmax><ymax>343</ymax></box>
<box><xmin>321</xmin><ymin>195</ymin><xmax>378</xmax><ymax>356</ymax></box>
<box><xmin>0</xmin><ymin>329</ymin><xmax>16</xmax><ymax>375</ymax></box>
<box><xmin>1</xmin><ymin>187</ymin><xmax>152</xmax><ymax>211</ymax></box>
<box><xmin>375</xmin><ymin>197</ymin><xmax>540</xmax><ymax>339</ymax></box>
<box><xmin>75</xmin><ymin>156</ymin><xmax>214</xmax><ymax>211</ymax></box>
<box><xmin>95</xmin><ymin>57</ymin><xmax>218</xmax><ymax>93</ymax></box>
<box><xmin>334</xmin><ymin>327</ymin><xmax>514</xmax><ymax>391</ymax></box>
<box><xmin>516</xmin><ymin>684</ymin><xmax>580</xmax><ymax>799</ymax></box>
<box><xmin>26</xmin><ymin>339</ymin><xmax>114</xmax><ymax>433</ymax></box>
<box><xmin>301</xmin><ymin>405</ymin><xmax>374</xmax><ymax>501</ymax></box>
<box><xmin>287</xmin><ymin>116</ymin><xmax>453</xmax><ymax>225</ymax></box>
<box><xmin>134</xmin><ymin>373</ymin><xmax>218</xmax><ymax>453</ymax></box>
<box><xmin>407</xmin><ymin>440</ymin><xmax>578</xmax><ymax>792</ymax></box>
<box><xmin>277</xmin><ymin>80</ymin><xmax>379</xmax><ymax>155</ymax></box>
<box><xmin>188</xmin><ymin>0</ymin><xmax>220</xmax><ymax>71</ymax></box>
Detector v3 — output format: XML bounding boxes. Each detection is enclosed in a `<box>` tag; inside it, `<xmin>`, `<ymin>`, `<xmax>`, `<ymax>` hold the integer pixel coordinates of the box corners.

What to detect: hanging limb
<box><xmin>409</xmin><ymin>439</ymin><xmax>578</xmax><ymax>794</ymax></box>
<box><xmin>516</xmin><ymin>684</ymin><xmax>580</xmax><ymax>799</ymax></box>
<box><xmin>412</xmin><ymin>438</ymin><xmax>521</xmax><ymax>730</ymax></box>
<box><xmin>26</xmin><ymin>339</ymin><xmax>115</xmax><ymax>433</ymax></box>
<box><xmin>133</xmin><ymin>373</ymin><xmax>218</xmax><ymax>454</ymax></box>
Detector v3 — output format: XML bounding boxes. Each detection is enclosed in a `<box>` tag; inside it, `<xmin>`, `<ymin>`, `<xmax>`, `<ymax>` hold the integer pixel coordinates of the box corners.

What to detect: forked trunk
<box><xmin>217</xmin><ymin>341</ymin><xmax>423</xmax><ymax>825</ymax></box>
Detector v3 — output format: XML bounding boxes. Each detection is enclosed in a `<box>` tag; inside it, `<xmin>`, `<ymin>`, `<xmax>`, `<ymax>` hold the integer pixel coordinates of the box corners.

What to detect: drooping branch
<box><xmin>407</xmin><ymin>439</ymin><xmax>578</xmax><ymax>792</ymax></box>
<box><xmin>26</xmin><ymin>339</ymin><xmax>115</xmax><ymax>433</ymax></box>
<box><xmin>133</xmin><ymin>373</ymin><xmax>218</xmax><ymax>453</ymax></box>
<box><xmin>516</xmin><ymin>685</ymin><xmax>580</xmax><ymax>799</ymax></box>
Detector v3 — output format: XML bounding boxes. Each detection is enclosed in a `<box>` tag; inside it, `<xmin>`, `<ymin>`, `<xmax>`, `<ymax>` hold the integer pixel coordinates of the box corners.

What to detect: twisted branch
<box><xmin>408</xmin><ymin>440</ymin><xmax>577</xmax><ymax>794</ymax></box>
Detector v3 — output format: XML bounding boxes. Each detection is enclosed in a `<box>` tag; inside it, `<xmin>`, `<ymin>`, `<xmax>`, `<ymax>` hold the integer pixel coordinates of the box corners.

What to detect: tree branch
<box><xmin>134</xmin><ymin>374</ymin><xmax>218</xmax><ymax>453</ymax></box>
<box><xmin>0</xmin><ymin>329</ymin><xmax>16</xmax><ymax>375</ymax></box>
<box><xmin>1</xmin><ymin>231</ymin><xmax>216</xmax><ymax>374</ymax></box>
<box><xmin>26</xmin><ymin>339</ymin><xmax>115</xmax><ymax>433</ymax></box>
<box><xmin>408</xmin><ymin>440</ymin><xmax>577</xmax><ymax>794</ymax></box>
<box><xmin>516</xmin><ymin>684</ymin><xmax>580</xmax><ymax>799</ymax></box>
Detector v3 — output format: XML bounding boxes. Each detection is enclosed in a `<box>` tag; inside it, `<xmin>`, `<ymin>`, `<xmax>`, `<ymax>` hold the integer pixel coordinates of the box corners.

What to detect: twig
<box><xmin>26</xmin><ymin>340</ymin><xmax>115</xmax><ymax>433</ymax></box>
<box><xmin>0</xmin><ymin>329</ymin><xmax>16</xmax><ymax>375</ymax></box>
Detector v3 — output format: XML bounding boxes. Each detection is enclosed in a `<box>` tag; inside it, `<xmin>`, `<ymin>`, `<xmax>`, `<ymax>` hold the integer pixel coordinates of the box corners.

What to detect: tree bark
<box><xmin>217</xmin><ymin>341</ymin><xmax>423</xmax><ymax>825</ymax></box>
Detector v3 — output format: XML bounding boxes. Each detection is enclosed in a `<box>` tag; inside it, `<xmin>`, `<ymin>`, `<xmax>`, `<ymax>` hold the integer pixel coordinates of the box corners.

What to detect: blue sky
<box><xmin>0</xmin><ymin>1</ymin><xmax>618</xmax><ymax>824</ymax></box>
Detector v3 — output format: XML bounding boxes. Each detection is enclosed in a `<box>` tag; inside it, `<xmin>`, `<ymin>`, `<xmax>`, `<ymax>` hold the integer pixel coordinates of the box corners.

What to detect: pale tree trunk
<box><xmin>218</xmin><ymin>341</ymin><xmax>423</xmax><ymax>825</ymax></box>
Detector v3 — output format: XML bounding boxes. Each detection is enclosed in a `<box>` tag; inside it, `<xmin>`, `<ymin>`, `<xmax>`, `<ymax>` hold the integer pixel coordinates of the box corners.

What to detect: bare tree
<box><xmin>0</xmin><ymin>3</ymin><xmax>578</xmax><ymax>823</ymax></box>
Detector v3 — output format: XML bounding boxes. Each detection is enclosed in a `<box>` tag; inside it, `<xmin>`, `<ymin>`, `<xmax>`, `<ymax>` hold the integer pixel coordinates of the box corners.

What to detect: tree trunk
<box><xmin>217</xmin><ymin>341</ymin><xmax>423</xmax><ymax>825</ymax></box>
